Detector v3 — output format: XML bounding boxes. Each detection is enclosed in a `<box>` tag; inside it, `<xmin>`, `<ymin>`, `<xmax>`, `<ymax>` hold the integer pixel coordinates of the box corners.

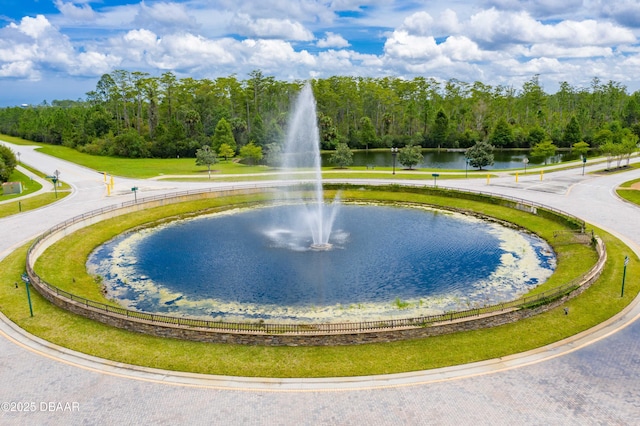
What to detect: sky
<box><xmin>1</xmin><ymin>0</ymin><xmax>640</xmax><ymax>106</ymax></box>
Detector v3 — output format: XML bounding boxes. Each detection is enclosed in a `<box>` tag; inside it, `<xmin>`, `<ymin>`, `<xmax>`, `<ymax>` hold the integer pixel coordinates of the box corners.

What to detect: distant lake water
<box><xmin>321</xmin><ymin>149</ymin><xmax>583</xmax><ymax>169</ymax></box>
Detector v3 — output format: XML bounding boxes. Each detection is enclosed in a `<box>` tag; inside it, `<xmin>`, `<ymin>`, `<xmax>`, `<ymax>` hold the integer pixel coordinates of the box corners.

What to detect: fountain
<box><xmin>85</xmin><ymin>83</ymin><xmax>557</xmax><ymax>325</ymax></box>
<box><xmin>270</xmin><ymin>82</ymin><xmax>339</xmax><ymax>251</ymax></box>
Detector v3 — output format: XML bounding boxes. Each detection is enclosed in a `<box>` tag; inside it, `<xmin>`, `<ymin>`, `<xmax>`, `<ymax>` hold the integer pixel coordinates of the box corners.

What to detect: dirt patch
<box><xmin>631</xmin><ymin>182</ymin><xmax>640</xmax><ymax>190</ymax></box>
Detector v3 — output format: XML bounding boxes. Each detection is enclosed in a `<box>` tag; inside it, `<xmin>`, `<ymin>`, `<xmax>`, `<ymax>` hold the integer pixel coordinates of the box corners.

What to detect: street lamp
<box><xmin>391</xmin><ymin>147</ymin><xmax>398</xmax><ymax>175</ymax></box>
<box><xmin>21</xmin><ymin>273</ymin><xmax>33</xmax><ymax>317</ymax></box>
<box><xmin>621</xmin><ymin>255</ymin><xmax>630</xmax><ymax>297</ymax></box>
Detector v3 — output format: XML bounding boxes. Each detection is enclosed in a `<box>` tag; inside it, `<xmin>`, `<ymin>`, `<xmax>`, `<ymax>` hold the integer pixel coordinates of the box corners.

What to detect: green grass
<box><xmin>3</xmin><ymin>133</ymin><xmax>598</xmax><ymax>180</ymax></box>
<box><xmin>0</xmin><ymin>167</ymin><xmax>71</xmax><ymax>218</ymax></box>
<box><xmin>617</xmin><ymin>177</ymin><xmax>640</xmax><ymax>206</ymax></box>
<box><xmin>4</xmin><ymin>187</ymin><xmax>632</xmax><ymax>378</ymax></box>
<box><xmin>0</xmin><ymin>192</ymin><xmax>70</xmax><ymax>218</ymax></box>
<box><xmin>0</xmin><ymin>168</ymin><xmax>42</xmax><ymax>201</ymax></box>
<box><xmin>617</xmin><ymin>189</ymin><xmax>640</xmax><ymax>206</ymax></box>
<box><xmin>0</xmin><ymin>134</ymin><xmax>36</xmax><ymax>146</ymax></box>
<box><xmin>36</xmin><ymin>144</ymin><xmax>272</xmax><ymax>178</ymax></box>
<box><xmin>619</xmin><ymin>177</ymin><xmax>640</xmax><ymax>188</ymax></box>
<box><xmin>35</xmin><ymin>189</ymin><xmax>594</xmax><ymax>302</ymax></box>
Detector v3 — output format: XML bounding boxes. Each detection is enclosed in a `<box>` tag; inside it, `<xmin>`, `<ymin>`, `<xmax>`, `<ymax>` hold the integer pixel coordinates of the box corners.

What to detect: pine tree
<box><xmin>211</xmin><ymin>118</ymin><xmax>236</xmax><ymax>153</ymax></box>
<box><xmin>563</xmin><ymin>116</ymin><xmax>582</xmax><ymax>147</ymax></box>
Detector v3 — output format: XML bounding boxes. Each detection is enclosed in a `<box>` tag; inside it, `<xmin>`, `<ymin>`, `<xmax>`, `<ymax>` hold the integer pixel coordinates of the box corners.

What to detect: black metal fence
<box><xmin>26</xmin><ymin>183</ymin><xmax>603</xmax><ymax>336</ymax></box>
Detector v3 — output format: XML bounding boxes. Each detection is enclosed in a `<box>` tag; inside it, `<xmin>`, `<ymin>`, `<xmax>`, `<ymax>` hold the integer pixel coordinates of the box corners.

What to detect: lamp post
<box><xmin>621</xmin><ymin>256</ymin><xmax>630</xmax><ymax>297</ymax></box>
<box><xmin>391</xmin><ymin>147</ymin><xmax>398</xmax><ymax>175</ymax></box>
<box><xmin>21</xmin><ymin>273</ymin><xmax>33</xmax><ymax>317</ymax></box>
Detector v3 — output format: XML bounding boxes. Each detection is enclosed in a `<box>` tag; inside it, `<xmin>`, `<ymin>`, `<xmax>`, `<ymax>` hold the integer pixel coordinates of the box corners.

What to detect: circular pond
<box><xmin>88</xmin><ymin>203</ymin><xmax>555</xmax><ymax>323</ymax></box>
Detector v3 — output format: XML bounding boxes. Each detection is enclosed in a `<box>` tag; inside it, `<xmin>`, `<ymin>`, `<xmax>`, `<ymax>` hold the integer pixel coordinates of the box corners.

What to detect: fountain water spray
<box><xmin>270</xmin><ymin>82</ymin><xmax>340</xmax><ymax>250</ymax></box>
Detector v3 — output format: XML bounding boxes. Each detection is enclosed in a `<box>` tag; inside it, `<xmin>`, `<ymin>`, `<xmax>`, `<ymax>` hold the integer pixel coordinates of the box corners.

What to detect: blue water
<box><xmin>322</xmin><ymin>150</ymin><xmax>582</xmax><ymax>169</ymax></box>
<box><xmin>88</xmin><ymin>204</ymin><xmax>555</xmax><ymax>322</ymax></box>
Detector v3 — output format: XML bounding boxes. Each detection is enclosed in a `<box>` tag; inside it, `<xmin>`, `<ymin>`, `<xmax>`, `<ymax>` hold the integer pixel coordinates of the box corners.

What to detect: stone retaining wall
<box><xmin>26</xmin><ymin>187</ymin><xmax>606</xmax><ymax>346</ymax></box>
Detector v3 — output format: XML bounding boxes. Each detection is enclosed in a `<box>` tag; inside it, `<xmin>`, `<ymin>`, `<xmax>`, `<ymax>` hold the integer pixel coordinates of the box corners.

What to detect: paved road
<box><xmin>1</xmin><ymin>140</ymin><xmax>640</xmax><ymax>425</ymax></box>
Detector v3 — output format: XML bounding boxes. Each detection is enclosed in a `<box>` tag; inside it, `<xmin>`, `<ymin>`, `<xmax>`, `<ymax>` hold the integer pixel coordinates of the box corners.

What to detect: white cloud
<box><xmin>527</xmin><ymin>44</ymin><xmax>614</xmax><ymax>59</ymax></box>
<box><xmin>317</xmin><ymin>32</ymin><xmax>350</xmax><ymax>48</ymax></box>
<box><xmin>3</xmin><ymin>1</ymin><xmax>640</xmax><ymax>104</ymax></box>
<box><xmin>74</xmin><ymin>51</ymin><xmax>121</xmax><ymax>75</ymax></box>
<box><xmin>241</xmin><ymin>39</ymin><xmax>316</xmax><ymax>69</ymax></box>
<box><xmin>465</xmin><ymin>8</ymin><xmax>636</xmax><ymax>48</ymax></box>
<box><xmin>440</xmin><ymin>36</ymin><xmax>492</xmax><ymax>62</ymax></box>
<box><xmin>231</xmin><ymin>13</ymin><xmax>314</xmax><ymax>40</ymax></box>
<box><xmin>54</xmin><ymin>0</ymin><xmax>96</xmax><ymax>21</ymax></box>
<box><xmin>602</xmin><ymin>1</ymin><xmax>640</xmax><ymax>28</ymax></box>
<box><xmin>0</xmin><ymin>61</ymin><xmax>39</xmax><ymax>79</ymax></box>
<box><xmin>437</xmin><ymin>9</ymin><xmax>461</xmax><ymax>34</ymax></box>
<box><xmin>134</xmin><ymin>1</ymin><xmax>198</xmax><ymax>31</ymax></box>
<box><xmin>401</xmin><ymin>11</ymin><xmax>434</xmax><ymax>36</ymax></box>
<box><xmin>9</xmin><ymin>15</ymin><xmax>53</xmax><ymax>39</ymax></box>
<box><xmin>383</xmin><ymin>30</ymin><xmax>440</xmax><ymax>61</ymax></box>
<box><xmin>0</xmin><ymin>14</ymin><xmax>122</xmax><ymax>79</ymax></box>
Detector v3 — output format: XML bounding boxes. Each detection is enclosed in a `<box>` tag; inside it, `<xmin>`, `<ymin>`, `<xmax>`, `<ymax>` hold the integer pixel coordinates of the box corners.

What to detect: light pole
<box><xmin>391</xmin><ymin>147</ymin><xmax>398</xmax><ymax>175</ymax></box>
<box><xmin>21</xmin><ymin>273</ymin><xmax>33</xmax><ymax>317</ymax></box>
<box><xmin>621</xmin><ymin>256</ymin><xmax>630</xmax><ymax>297</ymax></box>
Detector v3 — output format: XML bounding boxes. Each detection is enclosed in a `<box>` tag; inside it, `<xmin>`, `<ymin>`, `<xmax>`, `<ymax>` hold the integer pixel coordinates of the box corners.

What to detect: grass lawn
<box><xmin>0</xmin><ymin>166</ymin><xmax>71</xmax><ymax>218</ymax></box>
<box><xmin>0</xmin><ymin>192</ymin><xmax>70</xmax><ymax>218</ymax></box>
<box><xmin>617</xmin><ymin>177</ymin><xmax>640</xmax><ymax>206</ymax></box>
<box><xmin>0</xmin><ymin>168</ymin><xmax>42</xmax><ymax>201</ymax></box>
<box><xmin>3</xmin><ymin>187</ymin><xmax>634</xmax><ymax>378</ymax></box>
<box><xmin>2</xmin><ymin>133</ymin><xmax>598</xmax><ymax>180</ymax></box>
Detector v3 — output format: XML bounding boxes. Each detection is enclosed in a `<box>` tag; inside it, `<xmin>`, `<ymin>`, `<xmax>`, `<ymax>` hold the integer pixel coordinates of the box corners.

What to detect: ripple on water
<box><xmin>87</xmin><ymin>203</ymin><xmax>556</xmax><ymax>323</ymax></box>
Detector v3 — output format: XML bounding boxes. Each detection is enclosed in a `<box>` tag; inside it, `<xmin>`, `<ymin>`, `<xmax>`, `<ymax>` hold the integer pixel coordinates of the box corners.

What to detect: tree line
<box><xmin>0</xmin><ymin>70</ymin><xmax>639</xmax><ymax>164</ymax></box>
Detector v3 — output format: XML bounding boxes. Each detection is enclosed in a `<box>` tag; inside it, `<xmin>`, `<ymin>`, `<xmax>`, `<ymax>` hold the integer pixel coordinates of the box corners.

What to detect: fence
<box><xmin>25</xmin><ymin>183</ymin><xmax>606</xmax><ymax>344</ymax></box>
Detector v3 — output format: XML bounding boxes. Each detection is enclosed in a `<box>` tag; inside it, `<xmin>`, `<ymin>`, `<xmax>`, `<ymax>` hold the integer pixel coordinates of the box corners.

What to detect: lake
<box><xmin>321</xmin><ymin>149</ymin><xmax>583</xmax><ymax>169</ymax></box>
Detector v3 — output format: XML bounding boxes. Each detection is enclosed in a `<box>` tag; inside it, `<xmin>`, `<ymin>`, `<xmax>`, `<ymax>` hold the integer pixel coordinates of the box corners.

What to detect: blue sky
<box><xmin>1</xmin><ymin>1</ymin><xmax>640</xmax><ymax>106</ymax></box>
